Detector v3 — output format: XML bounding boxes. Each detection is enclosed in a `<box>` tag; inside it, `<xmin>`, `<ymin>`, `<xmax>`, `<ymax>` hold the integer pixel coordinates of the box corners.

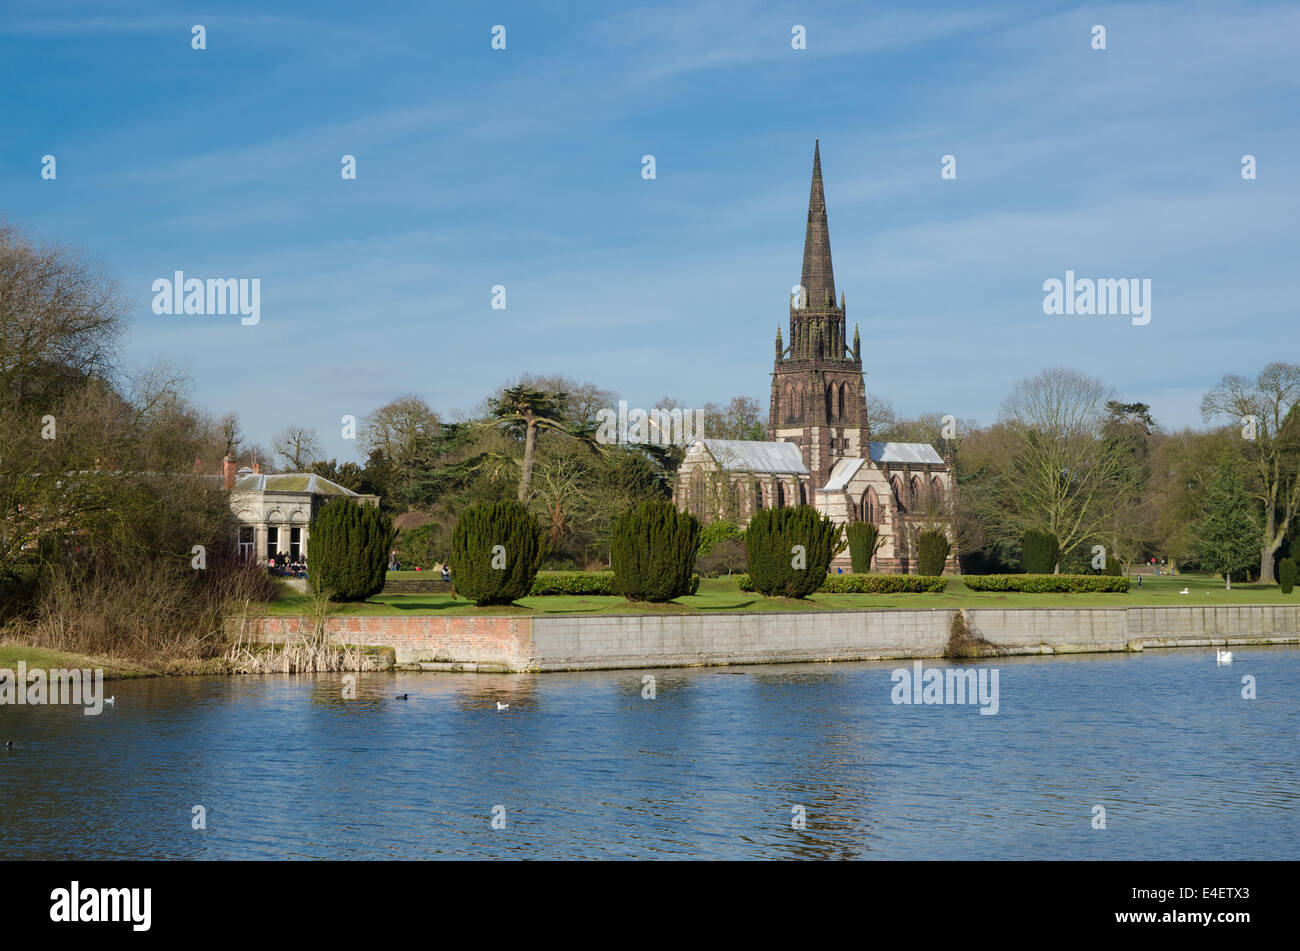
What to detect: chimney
<box><xmin>253</xmin><ymin>462</ymin><xmax>262</xmax><ymax>475</ymax></box>
<box><xmin>223</xmin><ymin>454</ymin><xmax>237</xmax><ymax>490</ymax></box>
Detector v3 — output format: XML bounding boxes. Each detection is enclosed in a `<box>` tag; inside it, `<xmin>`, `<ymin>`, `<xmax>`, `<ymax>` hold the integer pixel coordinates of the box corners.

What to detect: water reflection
<box><xmin>0</xmin><ymin>648</ymin><xmax>1296</xmax><ymax>859</ymax></box>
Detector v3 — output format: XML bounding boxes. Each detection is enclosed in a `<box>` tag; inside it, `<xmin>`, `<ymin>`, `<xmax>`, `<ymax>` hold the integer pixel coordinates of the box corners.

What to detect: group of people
<box><xmin>387</xmin><ymin>551</ymin><xmax>451</xmax><ymax>582</ymax></box>
<box><xmin>269</xmin><ymin>553</ymin><xmax>307</xmax><ymax>579</ymax></box>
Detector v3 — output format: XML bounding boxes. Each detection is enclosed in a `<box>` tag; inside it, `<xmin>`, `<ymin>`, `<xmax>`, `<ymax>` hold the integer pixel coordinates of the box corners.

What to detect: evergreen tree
<box><xmin>1021</xmin><ymin>529</ymin><xmax>1060</xmax><ymax>574</ymax></box>
<box><xmin>916</xmin><ymin>529</ymin><xmax>951</xmax><ymax>576</ymax></box>
<box><xmin>451</xmin><ymin>500</ymin><xmax>544</xmax><ymax>605</ymax></box>
<box><xmin>1279</xmin><ymin>557</ymin><xmax>1297</xmax><ymax>595</ymax></box>
<box><xmin>308</xmin><ymin>502</ymin><xmax>394</xmax><ymax>601</ymax></box>
<box><xmin>746</xmin><ymin>506</ymin><xmax>840</xmax><ymax>598</ymax></box>
<box><xmin>846</xmin><ymin>522</ymin><xmax>880</xmax><ymax>572</ymax></box>
<box><xmin>1195</xmin><ymin>457</ymin><xmax>1261</xmax><ymax>590</ymax></box>
<box><xmin>610</xmin><ymin>500</ymin><xmax>700</xmax><ymax>601</ymax></box>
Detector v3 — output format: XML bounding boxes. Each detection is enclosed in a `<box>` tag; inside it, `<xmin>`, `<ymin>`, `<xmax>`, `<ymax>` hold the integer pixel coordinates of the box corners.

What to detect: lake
<box><xmin>1</xmin><ymin>647</ymin><xmax>1296</xmax><ymax>859</ymax></box>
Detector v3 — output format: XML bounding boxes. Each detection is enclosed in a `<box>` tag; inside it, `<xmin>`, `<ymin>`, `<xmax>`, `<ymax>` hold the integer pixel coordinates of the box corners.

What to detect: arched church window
<box><xmin>777</xmin><ymin>481</ymin><xmax>786</xmax><ymax>508</ymax></box>
<box><xmin>910</xmin><ymin>475</ymin><xmax>924</xmax><ymax>510</ymax></box>
<box><xmin>798</xmin><ymin>482</ymin><xmax>807</xmax><ymax>506</ymax></box>
<box><xmin>931</xmin><ymin>476</ymin><xmax>945</xmax><ymax>509</ymax></box>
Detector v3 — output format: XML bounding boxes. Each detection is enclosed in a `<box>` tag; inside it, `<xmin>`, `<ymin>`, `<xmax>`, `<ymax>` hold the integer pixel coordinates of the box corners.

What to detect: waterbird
<box><xmin>1217</xmin><ymin>650</ymin><xmax>1234</xmax><ymax>664</ymax></box>
<box><xmin>4</xmin><ymin>740</ymin><xmax>11</xmax><ymax>747</ymax></box>
<box><xmin>395</xmin><ymin>694</ymin><xmax>409</xmax><ymax>700</ymax></box>
<box><xmin>1179</xmin><ymin>587</ymin><xmax>1190</xmax><ymax>594</ymax></box>
<box><xmin>496</xmin><ymin>702</ymin><xmax>509</xmax><ymax>711</ymax></box>
<box><xmin>104</xmin><ymin>696</ymin><xmax>115</xmax><ymax>705</ymax></box>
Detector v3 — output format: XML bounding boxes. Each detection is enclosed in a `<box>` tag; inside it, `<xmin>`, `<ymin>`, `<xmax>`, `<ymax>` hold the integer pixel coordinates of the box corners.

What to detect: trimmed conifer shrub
<box><xmin>745</xmin><ymin>505</ymin><xmax>840</xmax><ymax>598</ymax></box>
<box><xmin>916</xmin><ymin>529</ymin><xmax>950</xmax><ymax>577</ymax></box>
<box><xmin>451</xmin><ymin>501</ymin><xmax>544</xmax><ymax>606</ymax></box>
<box><xmin>308</xmin><ymin>501</ymin><xmax>395</xmax><ymax>601</ymax></box>
<box><xmin>610</xmin><ymin>500</ymin><xmax>701</xmax><ymax>602</ymax></box>
<box><xmin>846</xmin><ymin>522</ymin><xmax>880</xmax><ymax>573</ymax></box>
<box><xmin>1103</xmin><ymin>554</ymin><xmax>1121</xmax><ymax>576</ymax></box>
<box><xmin>1279</xmin><ymin>557</ymin><xmax>1297</xmax><ymax>595</ymax></box>
<box><xmin>1021</xmin><ymin>529</ymin><xmax>1060</xmax><ymax>574</ymax></box>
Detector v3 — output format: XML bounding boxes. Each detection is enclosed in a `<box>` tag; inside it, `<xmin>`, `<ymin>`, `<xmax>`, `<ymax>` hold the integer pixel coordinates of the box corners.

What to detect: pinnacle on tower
<box><xmin>800</xmin><ymin>140</ymin><xmax>836</xmax><ymax>310</ymax></box>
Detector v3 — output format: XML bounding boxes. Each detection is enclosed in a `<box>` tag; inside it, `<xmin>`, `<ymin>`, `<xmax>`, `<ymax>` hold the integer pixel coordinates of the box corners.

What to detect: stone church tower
<box><xmin>768</xmin><ymin>140</ymin><xmax>871</xmax><ymax>488</ymax></box>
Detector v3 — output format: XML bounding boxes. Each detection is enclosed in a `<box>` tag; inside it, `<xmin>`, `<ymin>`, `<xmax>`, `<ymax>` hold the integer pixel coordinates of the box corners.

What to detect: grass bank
<box><xmin>0</xmin><ymin>642</ymin><xmax>162</xmax><ymax>678</ymax></box>
<box><xmin>255</xmin><ymin>573</ymin><xmax>1297</xmax><ymax>617</ymax></box>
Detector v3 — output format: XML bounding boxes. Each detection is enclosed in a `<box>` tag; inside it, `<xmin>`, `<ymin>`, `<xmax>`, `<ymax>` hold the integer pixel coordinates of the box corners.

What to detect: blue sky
<box><xmin>3</xmin><ymin>0</ymin><xmax>1297</xmax><ymax>464</ymax></box>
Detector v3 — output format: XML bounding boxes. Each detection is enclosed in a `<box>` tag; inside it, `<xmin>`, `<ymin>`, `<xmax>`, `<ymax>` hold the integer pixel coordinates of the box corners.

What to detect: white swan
<box><xmin>104</xmin><ymin>696</ymin><xmax>115</xmax><ymax>705</ymax></box>
<box><xmin>1216</xmin><ymin>650</ymin><xmax>1233</xmax><ymax>664</ymax></box>
<box><xmin>1179</xmin><ymin>587</ymin><xmax>1190</xmax><ymax>594</ymax></box>
<box><xmin>496</xmin><ymin>702</ymin><xmax>509</xmax><ymax>711</ymax></box>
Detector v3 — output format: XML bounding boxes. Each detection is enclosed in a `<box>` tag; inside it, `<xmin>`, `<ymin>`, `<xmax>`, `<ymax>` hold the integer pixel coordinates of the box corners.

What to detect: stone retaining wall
<box><xmin>232</xmin><ymin>605</ymin><xmax>1300</xmax><ymax>672</ymax></box>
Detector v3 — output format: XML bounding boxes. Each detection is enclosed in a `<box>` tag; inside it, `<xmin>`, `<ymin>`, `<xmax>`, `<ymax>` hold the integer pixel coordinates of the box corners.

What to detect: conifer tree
<box><xmin>746</xmin><ymin>506</ymin><xmax>840</xmax><ymax>598</ymax></box>
<box><xmin>309</xmin><ymin>502</ymin><xmax>394</xmax><ymax>601</ymax></box>
<box><xmin>1196</xmin><ymin>457</ymin><xmax>1261</xmax><ymax>590</ymax></box>
<box><xmin>846</xmin><ymin>522</ymin><xmax>880</xmax><ymax>573</ymax></box>
<box><xmin>451</xmin><ymin>500</ymin><xmax>544</xmax><ymax>605</ymax></box>
<box><xmin>610</xmin><ymin>500</ymin><xmax>700</xmax><ymax>602</ymax></box>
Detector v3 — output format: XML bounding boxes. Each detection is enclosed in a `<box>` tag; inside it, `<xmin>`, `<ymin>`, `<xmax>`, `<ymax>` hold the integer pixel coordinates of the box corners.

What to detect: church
<box><xmin>674</xmin><ymin>142</ymin><xmax>955</xmax><ymax>574</ymax></box>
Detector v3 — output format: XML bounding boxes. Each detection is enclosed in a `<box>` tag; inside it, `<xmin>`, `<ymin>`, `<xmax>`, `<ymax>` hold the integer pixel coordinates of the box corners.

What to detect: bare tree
<box><xmin>1200</xmin><ymin>362</ymin><xmax>1300</xmax><ymax>583</ymax></box>
<box><xmin>272</xmin><ymin>425</ymin><xmax>322</xmax><ymax>471</ymax></box>
<box><xmin>978</xmin><ymin>367</ymin><xmax>1146</xmax><ymax>566</ymax></box>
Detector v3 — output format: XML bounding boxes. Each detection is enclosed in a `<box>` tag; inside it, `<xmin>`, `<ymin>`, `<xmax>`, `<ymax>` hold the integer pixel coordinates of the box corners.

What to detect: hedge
<box><xmin>527</xmin><ymin>571</ymin><xmax>699</xmax><ymax>597</ymax></box>
<box><xmin>962</xmin><ymin>574</ymin><xmax>1130</xmax><ymax>593</ymax></box>
<box><xmin>735</xmin><ymin>573</ymin><xmax>947</xmax><ymax>594</ymax></box>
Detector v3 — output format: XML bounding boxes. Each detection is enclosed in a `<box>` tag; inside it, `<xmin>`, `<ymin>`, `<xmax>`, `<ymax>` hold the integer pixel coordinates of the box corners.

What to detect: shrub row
<box><xmin>526</xmin><ymin>571</ymin><xmax>700</xmax><ymax>597</ymax></box>
<box><xmin>820</xmin><ymin>573</ymin><xmax>949</xmax><ymax>594</ymax></box>
<box><xmin>962</xmin><ymin>574</ymin><xmax>1130</xmax><ymax>593</ymax></box>
<box><xmin>734</xmin><ymin>573</ymin><xmax>947</xmax><ymax>594</ymax></box>
<box><xmin>528</xmin><ymin>571</ymin><xmax>616</xmax><ymax>596</ymax></box>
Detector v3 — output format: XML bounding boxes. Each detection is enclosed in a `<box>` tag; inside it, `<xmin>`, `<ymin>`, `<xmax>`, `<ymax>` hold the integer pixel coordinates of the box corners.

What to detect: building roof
<box><xmin>821</xmin><ymin>456</ymin><xmax>866</xmax><ymax>492</ymax></box>
<box><xmin>232</xmin><ymin>473</ymin><xmax>362</xmax><ymax>496</ymax></box>
<box><xmin>868</xmin><ymin>441</ymin><xmax>945</xmax><ymax>465</ymax></box>
<box><xmin>698</xmin><ymin>439</ymin><xmax>809</xmax><ymax>474</ymax></box>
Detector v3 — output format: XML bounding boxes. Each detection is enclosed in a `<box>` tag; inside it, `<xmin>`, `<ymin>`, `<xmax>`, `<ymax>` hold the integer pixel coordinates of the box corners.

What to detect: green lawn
<box><xmin>253</xmin><ymin>572</ymin><xmax>1296</xmax><ymax>617</ymax></box>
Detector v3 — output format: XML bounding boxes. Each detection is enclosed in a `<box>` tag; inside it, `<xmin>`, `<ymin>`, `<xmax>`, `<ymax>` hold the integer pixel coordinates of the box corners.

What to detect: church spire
<box><xmin>799</xmin><ymin>140</ymin><xmax>835</xmax><ymax>310</ymax></box>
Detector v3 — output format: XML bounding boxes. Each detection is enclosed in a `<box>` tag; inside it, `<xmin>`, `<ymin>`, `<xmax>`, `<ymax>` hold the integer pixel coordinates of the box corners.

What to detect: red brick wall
<box><xmin>242</xmin><ymin>616</ymin><xmax>533</xmax><ymax>667</ymax></box>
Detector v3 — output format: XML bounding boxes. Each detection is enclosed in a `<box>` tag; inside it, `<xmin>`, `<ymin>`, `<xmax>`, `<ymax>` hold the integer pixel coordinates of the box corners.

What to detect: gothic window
<box><xmin>777</xmin><ymin>481</ymin><xmax>786</xmax><ymax>507</ymax></box>
<box><xmin>753</xmin><ymin>480</ymin><xmax>764</xmax><ymax>512</ymax></box>
<box><xmin>837</xmin><ymin>383</ymin><xmax>845</xmax><ymax>419</ymax></box>
<box><xmin>799</xmin><ymin>482</ymin><xmax>807</xmax><ymax>506</ymax></box>
<box><xmin>892</xmin><ymin>476</ymin><xmax>906</xmax><ymax>513</ymax></box>
<box><xmin>931</xmin><ymin>476</ymin><xmax>945</xmax><ymax>510</ymax></box>
<box><xmin>825</xmin><ymin>385</ymin><xmax>833</xmax><ymax>421</ymax></box>
<box><xmin>910</xmin><ymin>475</ymin><xmax>924</xmax><ymax>510</ymax></box>
<box><xmin>861</xmin><ymin>486</ymin><xmax>879</xmax><ymax>524</ymax></box>
<box><xmin>690</xmin><ymin>470</ymin><xmax>707</xmax><ymax>520</ymax></box>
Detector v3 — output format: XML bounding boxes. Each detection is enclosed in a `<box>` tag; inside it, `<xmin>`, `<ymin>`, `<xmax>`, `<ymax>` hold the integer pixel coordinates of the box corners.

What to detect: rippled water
<box><xmin>1</xmin><ymin>648</ymin><xmax>1296</xmax><ymax>859</ymax></box>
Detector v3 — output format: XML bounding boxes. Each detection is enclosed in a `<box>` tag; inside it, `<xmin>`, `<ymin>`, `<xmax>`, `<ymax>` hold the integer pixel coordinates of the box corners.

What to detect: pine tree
<box><xmin>451</xmin><ymin>500</ymin><xmax>544</xmax><ymax>605</ymax></box>
<box><xmin>610</xmin><ymin>500</ymin><xmax>700</xmax><ymax>602</ymax></box>
<box><xmin>1196</xmin><ymin>457</ymin><xmax>1261</xmax><ymax>590</ymax></box>
<box><xmin>309</xmin><ymin>501</ymin><xmax>394</xmax><ymax>601</ymax></box>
